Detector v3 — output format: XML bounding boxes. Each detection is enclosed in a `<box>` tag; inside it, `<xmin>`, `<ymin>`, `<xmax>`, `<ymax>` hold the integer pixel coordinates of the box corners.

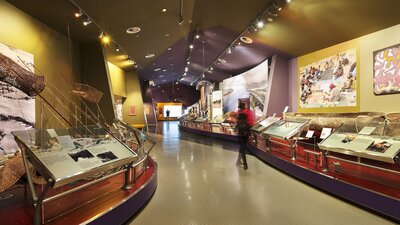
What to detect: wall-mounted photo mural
<box><xmin>0</xmin><ymin>43</ymin><xmax>35</xmax><ymax>155</ymax></box>
<box><xmin>221</xmin><ymin>59</ymin><xmax>269</xmax><ymax>117</ymax></box>
<box><xmin>299</xmin><ymin>48</ymin><xmax>357</xmax><ymax>108</ymax></box>
<box><xmin>373</xmin><ymin>43</ymin><xmax>400</xmax><ymax>95</ymax></box>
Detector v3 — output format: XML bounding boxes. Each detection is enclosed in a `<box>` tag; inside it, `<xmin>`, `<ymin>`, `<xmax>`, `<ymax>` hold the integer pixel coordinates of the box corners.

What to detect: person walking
<box><xmin>235</xmin><ymin>101</ymin><xmax>254</xmax><ymax>170</ymax></box>
<box><xmin>166</xmin><ymin>109</ymin><xmax>170</xmax><ymax>121</ymax></box>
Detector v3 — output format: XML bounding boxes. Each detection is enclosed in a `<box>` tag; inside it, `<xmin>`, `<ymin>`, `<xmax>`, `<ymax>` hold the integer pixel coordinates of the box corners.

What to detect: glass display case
<box><xmin>251</xmin><ymin>117</ymin><xmax>281</xmax><ymax>144</ymax></box>
<box><xmin>12</xmin><ymin>125</ymin><xmax>141</xmax><ymax>225</ymax></box>
<box><xmin>262</xmin><ymin>117</ymin><xmax>310</xmax><ymax>160</ymax></box>
<box><xmin>251</xmin><ymin>117</ymin><xmax>281</xmax><ymax>133</ymax></box>
<box><xmin>208</xmin><ymin>115</ymin><xmax>227</xmax><ymax>124</ymax></box>
<box><xmin>319</xmin><ymin>121</ymin><xmax>400</xmax><ymax>166</ymax></box>
<box><xmin>209</xmin><ymin>115</ymin><xmax>228</xmax><ymax>132</ymax></box>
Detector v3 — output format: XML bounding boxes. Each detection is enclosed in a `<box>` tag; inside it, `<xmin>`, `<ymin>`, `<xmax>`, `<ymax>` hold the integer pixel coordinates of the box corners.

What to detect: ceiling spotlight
<box><xmin>101</xmin><ymin>35</ymin><xmax>110</xmax><ymax>44</ymax></box>
<box><xmin>210</xmin><ymin>67</ymin><xmax>213</xmax><ymax>71</ymax></box>
<box><xmin>267</xmin><ymin>17</ymin><xmax>274</xmax><ymax>22</ymax></box>
<box><xmin>162</xmin><ymin>8</ymin><xmax>167</xmax><ymax>13</ymax></box>
<box><xmin>83</xmin><ymin>18</ymin><xmax>92</xmax><ymax>26</ymax></box>
<box><xmin>178</xmin><ymin>16</ymin><xmax>184</xmax><ymax>26</ymax></box>
<box><xmin>183</xmin><ymin>73</ymin><xmax>187</xmax><ymax>76</ymax></box>
<box><xmin>227</xmin><ymin>48</ymin><xmax>232</xmax><ymax>54</ymax></box>
<box><xmin>286</xmin><ymin>0</ymin><xmax>291</xmax><ymax>2</ymax></box>
<box><xmin>74</xmin><ymin>10</ymin><xmax>83</xmax><ymax>18</ymax></box>
<box><xmin>187</xmin><ymin>61</ymin><xmax>190</xmax><ymax>65</ymax></box>
<box><xmin>115</xmin><ymin>45</ymin><xmax>120</xmax><ymax>52</ymax></box>
<box><xmin>267</xmin><ymin>10</ymin><xmax>278</xmax><ymax>17</ymax></box>
<box><xmin>185</xmin><ymin>67</ymin><xmax>188</xmax><ymax>72</ymax></box>
<box><xmin>195</xmin><ymin>34</ymin><xmax>200</xmax><ymax>39</ymax></box>
<box><xmin>167</xmin><ymin>48</ymin><xmax>172</xmax><ymax>51</ymax></box>
<box><xmin>256</xmin><ymin>20</ymin><xmax>265</xmax><ymax>29</ymax></box>
<box><xmin>189</xmin><ymin>45</ymin><xmax>194</xmax><ymax>49</ymax></box>
<box><xmin>190</xmin><ymin>83</ymin><xmax>193</xmax><ymax>86</ymax></box>
<box><xmin>127</xmin><ymin>57</ymin><xmax>133</xmax><ymax>63</ymax></box>
<box><xmin>154</xmin><ymin>68</ymin><xmax>161</xmax><ymax>71</ymax></box>
<box><xmin>145</xmin><ymin>53</ymin><xmax>155</xmax><ymax>59</ymax></box>
<box><xmin>164</xmin><ymin>33</ymin><xmax>170</xmax><ymax>37</ymax></box>
<box><xmin>273</xmin><ymin>3</ymin><xmax>282</xmax><ymax>11</ymax></box>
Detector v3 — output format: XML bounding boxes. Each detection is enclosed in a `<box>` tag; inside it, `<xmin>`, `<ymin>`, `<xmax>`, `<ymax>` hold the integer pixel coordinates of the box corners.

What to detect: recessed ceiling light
<box><xmin>189</xmin><ymin>45</ymin><xmax>194</xmax><ymax>49</ymax></box>
<box><xmin>267</xmin><ymin>17</ymin><xmax>274</xmax><ymax>22</ymax></box>
<box><xmin>126</xmin><ymin>27</ymin><xmax>141</xmax><ymax>34</ymax></box>
<box><xmin>164</xmin><ymin>33</ymin><xmax>170</xmax><ymax>37</ymax></box>
<box><xmin>154</xmin><ymin>68</ymin><xmax>161</xmax><ymax>71</ymax></box>
<box><xmin>162</xmin><ymin>8</ymin><xmax>167</xmax><ymax>12</ymax></box>
<box><xmin>195</xmin><ymin>34</ymin><xmax>200</xmax><ymax>39</ymax></box>
<box><xmin>145</xmin><ymin>53</ymin><xmax>155</xmax><ymax>59</ymax></box>
<box><xmin>167</xmin><ymin>48</ymin><xmax>172</xmax><ymax>51</ymax></box>
<box><xmin>163</xmin><ymin>69</ymin><xmax>166</xmax><ymax>72</ymax></box>
<box><xmin>159</xmin><ymin>75</ymin><xmax>164</xmax><ymax>78</ymax></box>
<box><xmin>240</xmin><ymin>36</ymin><xmax>253</xmax><ymax>44</ymax></box>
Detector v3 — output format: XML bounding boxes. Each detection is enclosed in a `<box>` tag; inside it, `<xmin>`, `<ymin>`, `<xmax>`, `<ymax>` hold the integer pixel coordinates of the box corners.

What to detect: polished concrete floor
<box><xmin>128</xmin><ymin>121</ymin><xmax>395</xmax><ymax>225</ymax></box>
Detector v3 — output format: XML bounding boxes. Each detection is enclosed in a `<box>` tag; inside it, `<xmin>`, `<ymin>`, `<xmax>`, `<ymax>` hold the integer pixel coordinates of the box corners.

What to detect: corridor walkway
<box><xmin>128</xmin><ymin>121</ymin><xmax>395</xmax><ymax>225</ymax></box>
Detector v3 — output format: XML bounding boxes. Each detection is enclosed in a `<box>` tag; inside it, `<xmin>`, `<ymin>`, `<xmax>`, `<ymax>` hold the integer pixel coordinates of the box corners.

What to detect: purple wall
<box><xmin>289</xmin><ymin>58</ymin><xmax>298</xmax><ymax>112</ymax></box>
<box><xmin>265</xmin><ymin>55</ymin><xmax>290</xmax><ymax>116</ymax></box>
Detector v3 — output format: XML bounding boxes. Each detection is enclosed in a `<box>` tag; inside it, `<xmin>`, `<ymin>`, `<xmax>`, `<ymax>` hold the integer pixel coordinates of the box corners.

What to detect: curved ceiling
<box><xmin>5</xmin><ymin>0</ymin><xmax>400</xmax><ymax>91</ymax></box>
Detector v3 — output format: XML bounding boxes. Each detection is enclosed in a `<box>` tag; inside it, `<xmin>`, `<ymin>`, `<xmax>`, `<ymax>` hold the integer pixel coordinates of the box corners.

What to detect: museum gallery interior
<box><xmin>0</xmin><ymin>0</ymin><xmax>399</xmax><ymax>224</ymax></box>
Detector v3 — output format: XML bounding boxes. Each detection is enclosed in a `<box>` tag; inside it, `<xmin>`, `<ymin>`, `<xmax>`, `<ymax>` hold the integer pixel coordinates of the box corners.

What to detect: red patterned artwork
<box><xmin>373</xmin><ymin>44</ymin><xmax>400</xmax><ymax>95</ymax></box>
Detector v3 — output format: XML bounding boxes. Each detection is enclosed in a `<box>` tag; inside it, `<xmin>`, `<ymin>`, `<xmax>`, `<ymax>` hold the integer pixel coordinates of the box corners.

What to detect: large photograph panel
<box><xmin>222</xmin><ymin>59</ymin><xmax>269</xmax><ymax>116</ymax></box>
<box><xmin>0</xmin><ymin>43</ymin><xmax>35</xmax><ymax>155</ymax></box>
<box><xmin>299</xmin><ymin>48</ymin><xmax>357</xmax><ymax>109</ymax></box>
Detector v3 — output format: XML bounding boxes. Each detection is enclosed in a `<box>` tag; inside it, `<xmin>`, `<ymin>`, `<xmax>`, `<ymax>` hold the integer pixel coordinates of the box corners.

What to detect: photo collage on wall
<box><xmin>0</xmin><ymin>43</ymin><xmax>35</xmax><ymax>156</ymax></box>
<box><xmin>299</xmin><ymin>48</ymin><xmax>357</xmax><ymax>108</ymax></box>
<box><xmin>373</xmin><ymin>43</ymin><xmax>400</xmax><ymax>95</ymax></box>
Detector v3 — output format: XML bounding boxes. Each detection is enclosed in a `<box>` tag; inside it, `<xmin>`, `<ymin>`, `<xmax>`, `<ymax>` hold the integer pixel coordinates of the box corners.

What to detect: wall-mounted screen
<box><xmin>163</xmin><ymin>105</ymin><xmax>182</xmax><ymax>117</ymax></box>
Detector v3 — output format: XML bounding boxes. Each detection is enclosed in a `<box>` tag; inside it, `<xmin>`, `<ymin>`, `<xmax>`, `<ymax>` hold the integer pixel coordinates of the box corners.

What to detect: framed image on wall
<box><xmin>299</xmin><ymin>48</ymin><xmax>357</xmax><ymax>109</ymax></box>
<box><xmin>129</xmin><ymin>105</ymin><xmax>137</xmax><ymax>116</ymax></box>
<box><xmin>373</xmin><ymin>43</ymin><xmax>400</xmax><ymax>95</ymax></box>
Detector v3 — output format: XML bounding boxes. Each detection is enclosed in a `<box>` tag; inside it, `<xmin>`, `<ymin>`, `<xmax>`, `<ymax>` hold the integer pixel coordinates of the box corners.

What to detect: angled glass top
<box><xmin>262</xmin><ymin>118</ymin><xmax>310</xmax><ymax>139</ymax></box>
<box><xmin>12</xmin><ymin>126</ymin><xmax>137</xmax><ymax>188</ymax></box>
<box><xmin>319</xmin><ymin>121</ymin><xmax>400</xmax><ymax>163</ymax></box>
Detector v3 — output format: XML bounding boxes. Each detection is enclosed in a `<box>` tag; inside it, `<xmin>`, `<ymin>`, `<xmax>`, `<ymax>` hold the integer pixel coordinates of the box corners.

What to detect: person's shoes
<box><xmin>243</xmin><ymin>164</ymin><xmax>248</xmax><ymax>170</ymax></box>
